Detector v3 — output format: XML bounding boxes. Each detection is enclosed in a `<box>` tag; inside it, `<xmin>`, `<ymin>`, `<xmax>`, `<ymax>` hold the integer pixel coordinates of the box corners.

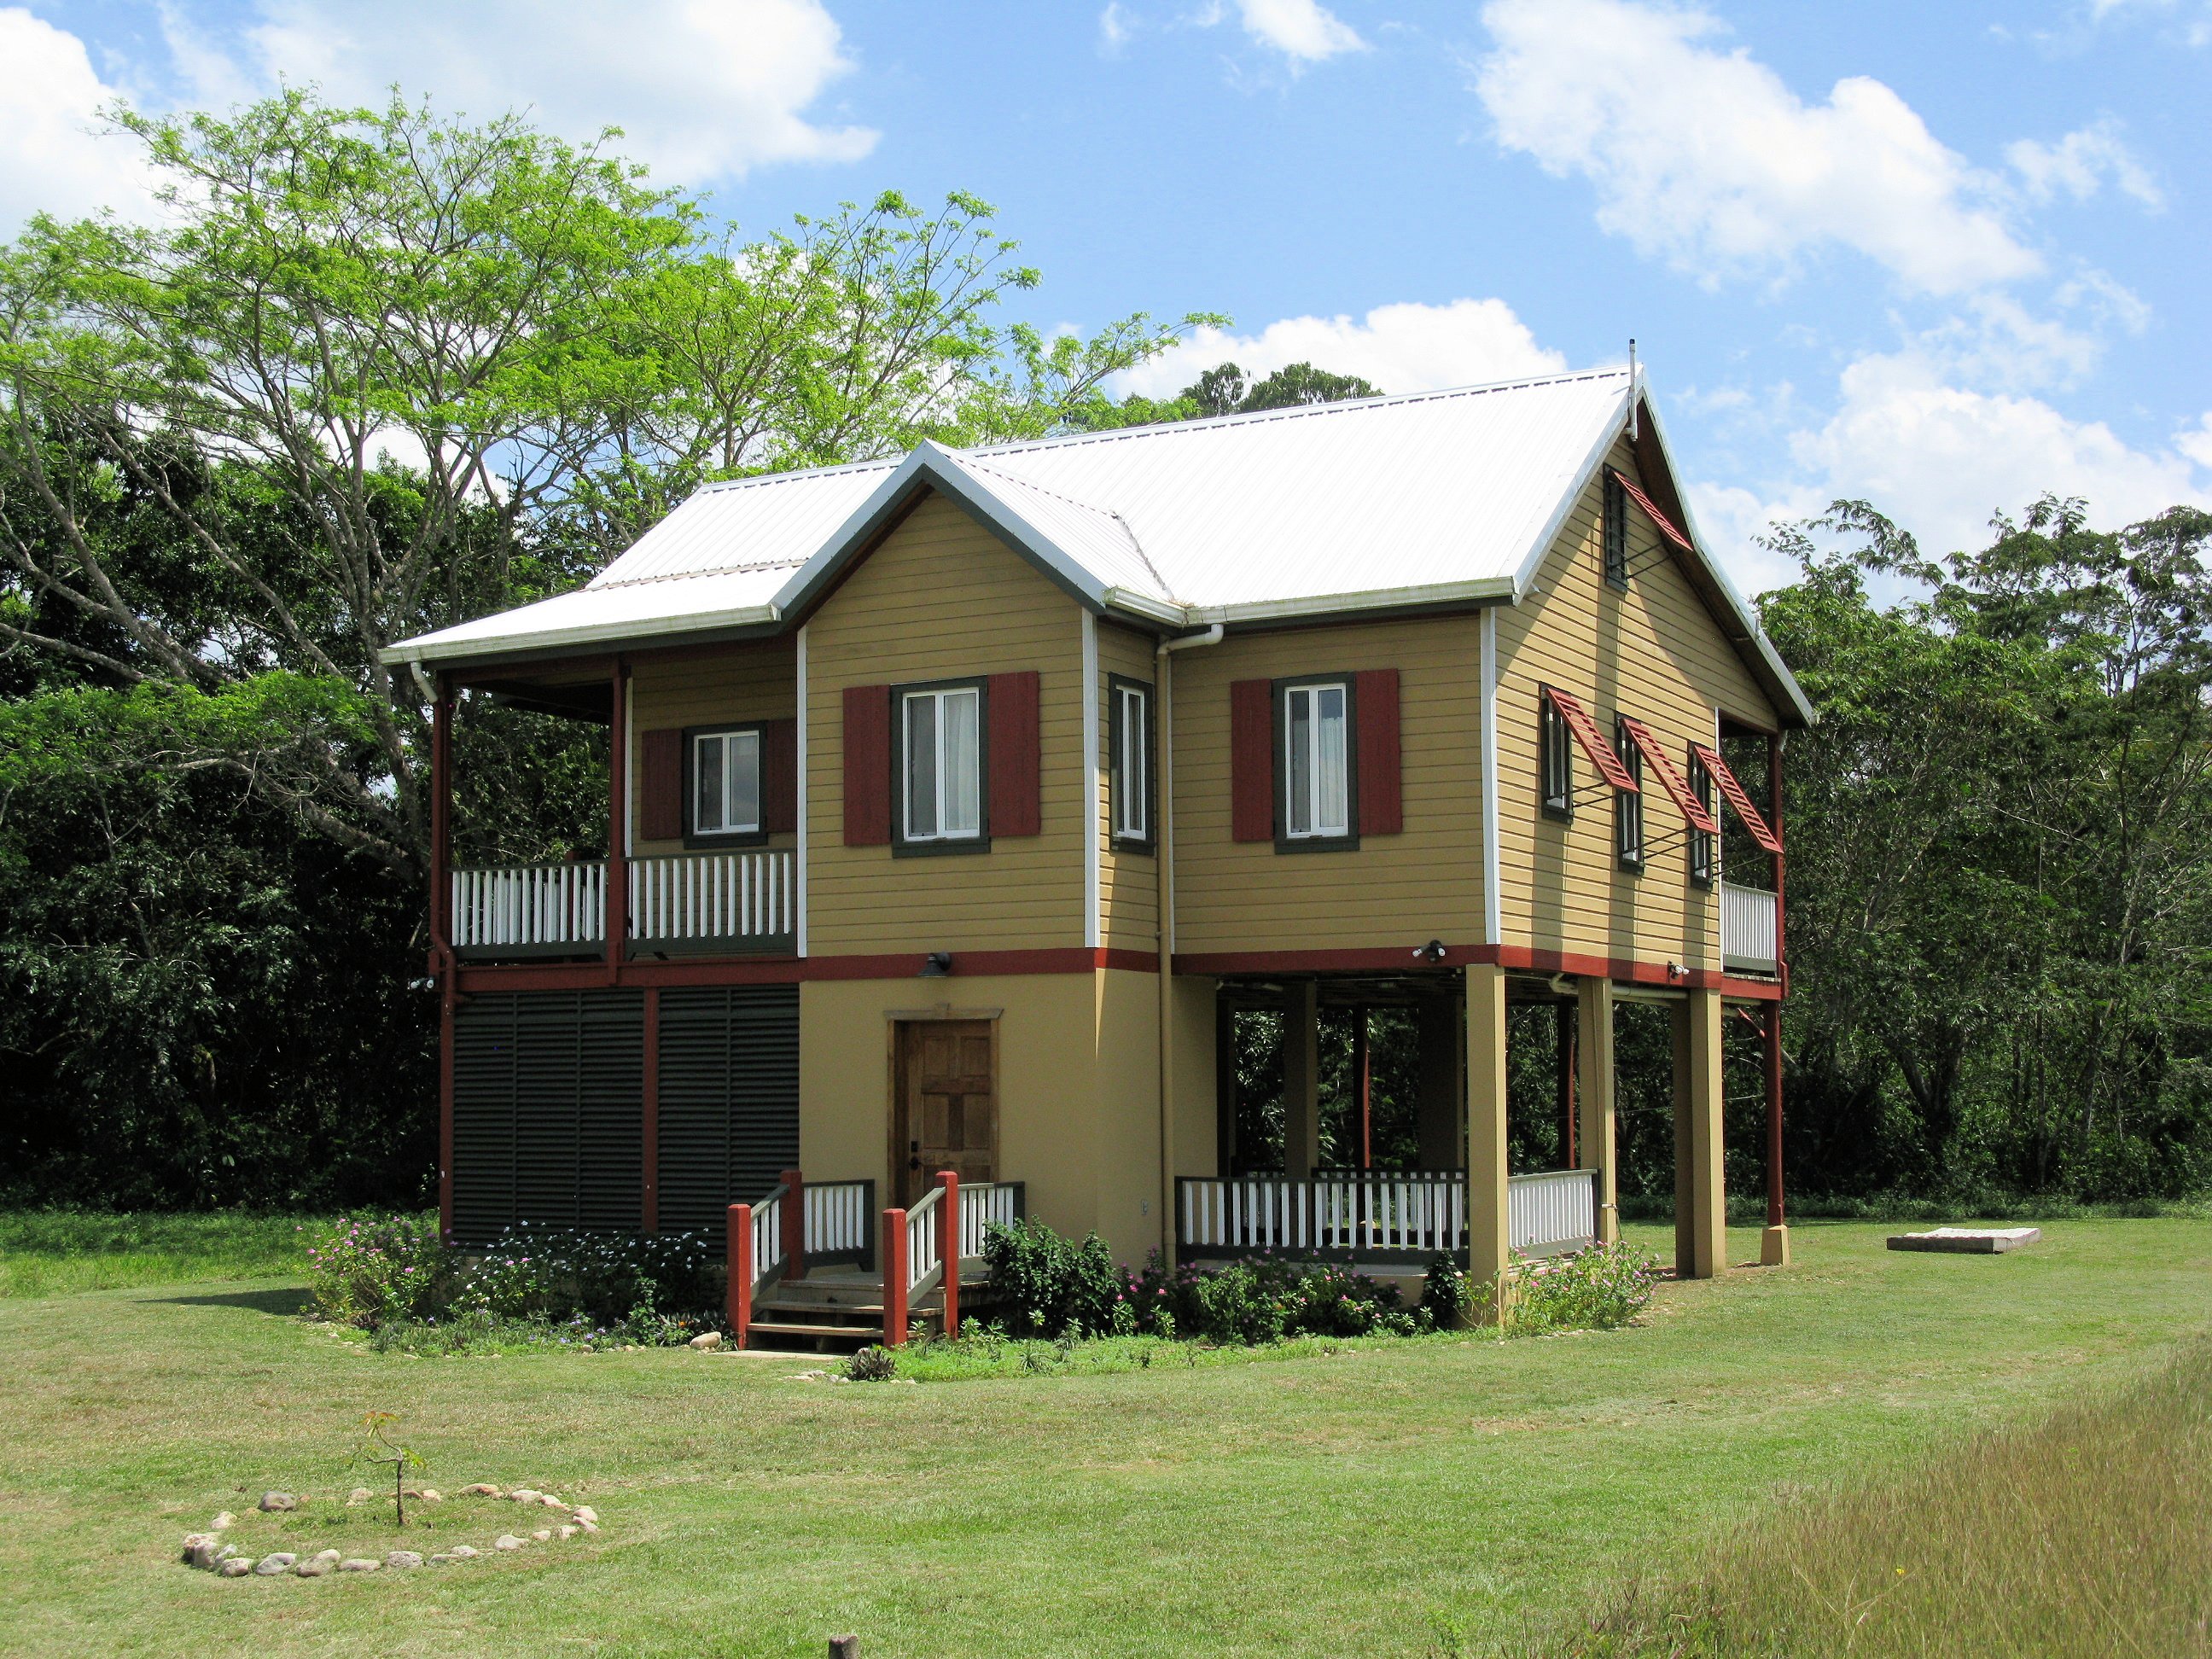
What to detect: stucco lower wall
<box><xmin>796</xmin><ymin>968</ymin><xmax>1167</xmax><ymax>1263</ymax></box>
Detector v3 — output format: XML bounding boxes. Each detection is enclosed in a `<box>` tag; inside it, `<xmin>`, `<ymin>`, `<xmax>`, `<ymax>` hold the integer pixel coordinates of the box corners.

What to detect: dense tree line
<box><xmin>3</xmin><ymin>93</ymin><xmax>2203</xmax><ymax>1208</ymax></box>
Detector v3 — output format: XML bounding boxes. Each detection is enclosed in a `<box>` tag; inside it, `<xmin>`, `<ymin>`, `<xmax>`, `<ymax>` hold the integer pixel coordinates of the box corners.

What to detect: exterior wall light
<box><xmin>1413</xmin><ymin>940</ymin><xmax>1448</xmax><ymax>963</ymax></box>
<box><xmin>920</xmin><ymin>952</ymin><xmax>953</xmax><ymax>978</ymax></box>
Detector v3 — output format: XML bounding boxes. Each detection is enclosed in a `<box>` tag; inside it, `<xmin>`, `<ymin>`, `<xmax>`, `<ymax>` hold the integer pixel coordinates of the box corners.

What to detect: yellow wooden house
<box><xmin>386</xmin><ymin>366</ymin><xmax>1812</xmax><ymax>1343</ymax></box>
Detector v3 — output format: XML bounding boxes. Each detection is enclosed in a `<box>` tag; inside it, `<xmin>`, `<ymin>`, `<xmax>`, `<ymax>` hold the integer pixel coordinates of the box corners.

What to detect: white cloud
<box><xmin>1706</xmin><ymin>351</ymin><xmax>2211</xmax><ymax>577</ymax></box>
<box><xmin>0</xmin><ymin>9</ymin><xmax>160</xmax><ymax>230</ymax></box>
<box><xmin>1099</xmin><ymin>3</ymin><xmax>1134</xmax><ymax>52</ymax></box>
<box><xmin>232</xmin><ymin>0</ymin><xmax>874</xmax><ymax>185</ymax></box>
<box><xmin>1234</xmin><ymin>0</ymin><xmax>1365</xmax><ymax>62</ymax></box>
<box><xmin>2006</xmin><ymin>119</ymin><xmax>2163</xmax><ymax>208</ymax></box>
<box><xmin>1115</xmin><ymin>298</ymin><xmax>1567</xmax><ymax>399</ymax></box>
<box><xmin>1474</xmin><ymin>0</ymin><xmax>2040</xmax><ymax>295</ymax></box>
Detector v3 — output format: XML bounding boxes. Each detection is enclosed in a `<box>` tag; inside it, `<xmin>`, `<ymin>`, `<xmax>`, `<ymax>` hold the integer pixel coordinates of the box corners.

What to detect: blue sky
<box><xmin>5</xmin><ymin>0</ymin><xmax>2208</xmax><ymax>591</ymax></box>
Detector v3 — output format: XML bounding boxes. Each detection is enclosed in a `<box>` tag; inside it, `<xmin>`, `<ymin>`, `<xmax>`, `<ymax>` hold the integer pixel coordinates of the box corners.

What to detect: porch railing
<box><xmin>802</xmin><ymin>1179</ymin><xmax>876</xmax><ymax>1269</ymax></box>
<box><xmin>1177</xmin><ymin>1168</ymin><xmax>1602</xmax><ymax>1265</ymax></box>
<box><xmin>883</xmin><ymin>1174</ymin><xmax>954</xmax><ymax>1347</ymax></box>
<box><xmin>957</xmin><ymin>1180</ymin><xmax>1027</xmax><ymax>1260</ymax></box>
<box><xmin>448</xmin><ymin>850</ymin><xmax>795</xmax><ymax>956</ymax></box>
<box><xmin>1720</xmin><ymin>881</ymin><xmax>1778</xmax><ymax>974</ymax></box>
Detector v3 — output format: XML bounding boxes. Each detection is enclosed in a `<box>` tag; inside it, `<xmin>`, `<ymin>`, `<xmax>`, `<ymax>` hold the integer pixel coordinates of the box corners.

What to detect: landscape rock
<box><xmin>336</xmin><ymin>1558</ymin><xmax>381</xmax><ymax>1573</ymax></box>
<box><xmin>447</xmin><ymin>1545</ymin><xmax>480</xmax><ymax>1559</ymax></box>
<box><xmin>313</xmin><ymin>1550</ymin><xmax>341</xmax><ymax>1563</ymax></box>
<box><xmin>385</xmin><ymin>1551</ymin><xmax>424</xmax><ymax>1569</ymax></box>
<box><xmin>578</xmin><ymin>1520</ymin><xmax>600</xmax><ymax>1534</ymax></box>
<box><xmin>416</xmin><ymin>1489</ymin><xmax>444</xmax><ymax>1504</ymax></box>
<box><xmin>294</xmin><ymin>1558</ymin><xmax>331</xmax><ymax>1577</ymax></box>
<box><xmin>538</xmin><ymin>1494</ymin><xmax>567</xmax><ymax>1509</ymax></box>
<box><xmin>252</xmin><ymin>1554</ymin><xmax>296</xmax><ymax>1576</ymax></box>
<box><xmin>509</xmin><ymin>1488</ymin><xmax>541</xmax><ymax>1504</ymax></box>
<box><xmin>218</xmin><ymin>1558</ymin><xmax>253</xmax><ymax>1578</ymax></box>
<box><xmin>688</xmin><ymin>1330</ymin><xmax>724</xmax><ymax>1350</ymax></box>
<box><xmin>348</xmin><ymin>1487</ymin><xmax>375</xmax><ymax>1505</ymax></box>
<box><xmin>210</xmin><ymin>1511</ymin><xmax>236</xmax><ymax>1531</ymax></box>
<box><xmin>187</xmin><ymin>1540</ymin><xmax>228</xmax><ymax>1570</ymax></box>
<box><xmin>493</xmin><ymin>1534</ymin><xmax>524</xmax><ymax>1551</ymax></box>
<box><xmin>531</xmin><ymin>1529</ymin><xmax>552</xmax><ymax>1542</ymax></box>
<box><xmin>257</xmin><ymin>1492</ymin><xmax>297</xmax><ymax>1512</ymax></box>
<box><xmin>573</xmin><ymin>1506</ymin><xmax>597</xmax><ymax>1524</ymax></box>
<box><xmin>180</xmin><ymin>1533</ymin><xmax>215</xmax><ymax>1554</ymax></box>
<box><xmin>556</xmin><ymin>1525</ymin><xmax>578</xmax><ymax>1540</ymax></box>
<box><xmin>460</xmin><ymin>1484</ymin><xmax>501</xmax><ymax>1497</ymax></box>
<box><xmin>428</xmin><ymin>1553</ymin><xmax>456</xmax><ymax>1564</ymax></box>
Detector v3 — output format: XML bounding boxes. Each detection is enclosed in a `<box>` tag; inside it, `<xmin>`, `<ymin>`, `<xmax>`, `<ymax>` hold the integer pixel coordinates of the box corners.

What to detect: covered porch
<box><xmin>1178</xmin><ymin>964</ymin><xmax>1788</xmax><ymax>1286</ymax></box>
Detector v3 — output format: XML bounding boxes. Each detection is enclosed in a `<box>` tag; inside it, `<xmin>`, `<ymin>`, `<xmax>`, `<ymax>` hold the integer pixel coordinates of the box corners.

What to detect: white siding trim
<box><xmin>1082</xmin><ymin>608</ymin><xmax>1101</xmax><ymax>949</ymax></box>
<box><xmin>795</xmin><ymin>622</ymin><xmax>809</xmax><ymax>958</ymax></box>
<box><xmin>1481</xmin><ymin>605</ymin><xmax>1501</xmax><ymax>946</ymax></box>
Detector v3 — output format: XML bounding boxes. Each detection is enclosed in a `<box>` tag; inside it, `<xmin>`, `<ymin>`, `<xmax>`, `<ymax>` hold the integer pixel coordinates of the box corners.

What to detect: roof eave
<box><xmin>1189</xmin><ymin>577</ymin><xmax>1518</xmax><ymax>629</ymax></box>
<box><xmin>379</xmin><ymin>602</ymin><xmax>784</xmax><ymax>670</ymax></box>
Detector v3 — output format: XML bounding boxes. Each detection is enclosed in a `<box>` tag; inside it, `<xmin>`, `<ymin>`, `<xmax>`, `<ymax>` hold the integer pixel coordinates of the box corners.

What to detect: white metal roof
<box><xmin>383</xmin><ymin>366</ymin><xmax>1811</xmax><ymax>724</ymax></box>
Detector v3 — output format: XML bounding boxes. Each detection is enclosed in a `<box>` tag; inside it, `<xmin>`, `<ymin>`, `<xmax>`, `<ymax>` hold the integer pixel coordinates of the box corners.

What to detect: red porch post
<box><xmin>605</xmin><ymin>659</ymin><xmax>630</xmax><ymax>973</ymax></box>
<box><xmin>939</xmin><ymin>1172</ymin><xmax>960</xmax><ymax>1337</ymax></box>
<box><xmin>430</xmin><ymin>678</ymin><xmax>455</xmax><ymax>1244</ymax></box>
<box><xmin>727</xmin><ymin>1202</ymin><xmax>752</xmax><ymax>1347</ymax></box>
<box><xmin>781</xmin><ymin>1167</ymin><xmax>806</xmax><ymax>1279</ymax></box>
<box><xmin>882</xmin><ymin>1208</ymin><xmax>909</xmax><ymax>1346</ymax></box>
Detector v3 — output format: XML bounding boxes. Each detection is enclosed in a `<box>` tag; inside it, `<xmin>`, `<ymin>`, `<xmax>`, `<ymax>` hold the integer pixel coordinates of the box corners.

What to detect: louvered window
<box><xmin>1542</xmin><ymin>694</ymin><xmax>1575</xmax><ymax>818</ymax></box>
<box><xmin>450</xmin><ymin>991</ymin><xmax>643</xmax><ymax>1246</ymax></box>
<box><xmin>1689</xmin><ymin>750</ymin><xmax>1718</xmax><ymax>887</ymax></box>
<box><xmin>1615</xmin><ymin>716</ymin><xmax>1644</xmax><ymax>870</ymax></box>
<box><xmin>1604</xmin><ymin>470</ymin><xmax>1630</xmax><ymax>590</ymax></box>
<box><xmin>655</xmin><ymin>986</ymin><xmax>799</xmax><ymax>1245</ymax></box>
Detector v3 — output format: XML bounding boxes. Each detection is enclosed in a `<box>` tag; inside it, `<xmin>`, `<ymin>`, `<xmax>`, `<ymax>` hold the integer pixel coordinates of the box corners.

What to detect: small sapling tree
<box><xmin>350</xmin><ymin>1411</ymin><xmax>426</xmax><ymax>1527</ymax></box>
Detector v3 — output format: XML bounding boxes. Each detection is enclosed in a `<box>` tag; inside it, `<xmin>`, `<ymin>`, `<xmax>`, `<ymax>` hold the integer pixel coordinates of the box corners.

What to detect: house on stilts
<box><xmin>383</xmin><ymin>365</ymin><xmax>1813</xmax><ymax>1347</ymax></box>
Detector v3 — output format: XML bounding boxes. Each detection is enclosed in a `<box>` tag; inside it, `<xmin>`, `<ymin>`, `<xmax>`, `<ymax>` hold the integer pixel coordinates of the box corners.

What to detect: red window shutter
<box><xmin>1230</xmin><ymin>678</ymin><xmax>1274</xmax><ymax>842</ymax></box>
<box><xmin>988</xmin><ymin>670</ymin><xmax>1041</xmax><ymax>837</ymax></box>
<box><xmin>639</xmin><ymin>728</ymin><xmax>684</xmax><ymax>842</ymax></box>
<box><xmin>760</xmin><ymin>717</ymin><xmax>797</xmax><ymax>835</ymax></box>
<box><xmin>842</xmin><ymin>685</ymin><xmax>891</xmax><ymax>847</ymax></box>
<box><xmin>1354</xmin><ymin>669</ymin><xmax>1402</xmax><ymax>835</ymax></box>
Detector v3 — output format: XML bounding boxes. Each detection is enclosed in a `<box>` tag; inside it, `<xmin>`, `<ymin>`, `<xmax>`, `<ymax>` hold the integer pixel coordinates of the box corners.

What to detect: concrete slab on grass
<box><xmin>1887</xmin><ymin>1226</ymin><xmax>2042</xmax><ymax>1254</ymax></box>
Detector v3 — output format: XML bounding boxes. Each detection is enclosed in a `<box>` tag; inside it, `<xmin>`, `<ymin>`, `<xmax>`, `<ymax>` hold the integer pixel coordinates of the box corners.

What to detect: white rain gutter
<box><xmin>1154</xmin><ymin>623</ymin><xmax>1224</xmax><ymax>1263</ymax></box>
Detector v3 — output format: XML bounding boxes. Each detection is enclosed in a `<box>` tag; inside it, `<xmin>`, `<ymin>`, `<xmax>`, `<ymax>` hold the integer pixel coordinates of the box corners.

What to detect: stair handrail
<box><xmin>881</xmin><ymin>1172</ymin><xmax>959</xmax><ymax>1347</ymax></box>
<box><xmin>725</xmin><ymin>1177</ymin><xmax>794</xmax><ymax>1349</ymax></box>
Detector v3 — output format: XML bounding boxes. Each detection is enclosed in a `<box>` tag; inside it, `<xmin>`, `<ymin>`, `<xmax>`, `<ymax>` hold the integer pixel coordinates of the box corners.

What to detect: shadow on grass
<box><xmin>143</xmin><ymin>1286</ymin><xmax>310</xmax><ymax>1316</ymax></box>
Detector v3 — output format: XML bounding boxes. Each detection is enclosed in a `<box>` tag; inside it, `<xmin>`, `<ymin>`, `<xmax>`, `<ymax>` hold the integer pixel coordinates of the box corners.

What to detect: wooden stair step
<box><xmin>746</xmin><ymin>1320</ymin><xmax>886</xmax><ymax>1341</ymax></box>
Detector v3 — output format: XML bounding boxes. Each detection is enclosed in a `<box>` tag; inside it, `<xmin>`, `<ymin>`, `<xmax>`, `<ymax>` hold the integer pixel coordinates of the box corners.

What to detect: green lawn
<box><xmin>0</xmin><ymin>1218</ymin><xmax>2205</xmax><ymax>1657</ymax></box>
<box><xmin>0</xmin><ymin>1211</ymin><xmax>320</xmax><ymax>1299</ymax></box>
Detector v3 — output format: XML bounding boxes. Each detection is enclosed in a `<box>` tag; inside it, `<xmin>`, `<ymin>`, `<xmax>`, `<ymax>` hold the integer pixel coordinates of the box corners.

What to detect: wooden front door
<box><xmin>894</xmin><ymin>1020</ymin><xmax>997</xmax><ymax>1205</ymax></box>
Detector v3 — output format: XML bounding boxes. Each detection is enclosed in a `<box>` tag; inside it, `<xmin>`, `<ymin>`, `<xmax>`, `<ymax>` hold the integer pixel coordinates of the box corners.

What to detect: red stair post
<box><xmin>939</xmin><ymin>1172</ymin><xmax>960</xmax><ymax>1338</ymax></box>
<box><xmin>882</xmin><ymin>1206</ymin><xmax>908</xmax><ymax>1346</ymax></box>
<box><xmin>726</xmin><ymin>1202</ymin><xmax>752</xmax><ymax>1348</ymax></box>
<box><xmin>781</xmin><ymin>1167</ymin><xmax>806</xmax><ymax>1279</ymax></box>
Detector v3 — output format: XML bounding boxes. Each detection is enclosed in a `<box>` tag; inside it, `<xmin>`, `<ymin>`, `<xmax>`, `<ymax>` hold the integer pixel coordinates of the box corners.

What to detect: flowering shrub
<box><xmin>446</xmin><ymin>1224</ymin><xmax>718</xmax><ymax>1324</ymax></box>
<box><xmin>304</xmin><ymin>1214</ymin><xmax>446</xmax><ymax>1328</ymax></box>
<box><xmin>1127</xmin><ymin>1251</ymin><xmax>1423</xmax><ymax>1343</ymax></box>
<box><xmin>1510</xmin><ymin>1242</ymin><xmax>1660</xmax><ymax>1332</ymax></box>
<box><xmin>366</xmin><ymin>1303</ymin><xmax>702</xmax><ymax>1355</ymax></box>
<box><xmin>981</xmin><ymin>1220</ymin><xmax>1121</xmax><ymax>1336</ymax></box>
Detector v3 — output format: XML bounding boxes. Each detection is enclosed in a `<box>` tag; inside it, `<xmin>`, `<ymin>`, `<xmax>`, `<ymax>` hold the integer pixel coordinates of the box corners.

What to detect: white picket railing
<box><xmin>630</xmin><ymin>849</ymin><xmax>795</xmax><ymax>943</ymax></box>
<box><xmin>803</xmin><ymin>1181</ymin><xmax>874</xmax><ymax>1261</ymax></box>
<box><xmin>1720</xmin><ymin>881</ymin><xmax>1778</xmax><ymax>973</ymax></box>
<box><xmin>450</xmin><ymin>862</ymin><xmax>605</xmax><ymax>950</ymax></box>
<box><xmin>750</xmin><ymin>1188</ymin><xmax>786</xmax><ymax>1285</ymax></box>
<box><xmin>957</xmin><ymin>1181</ymin><xmax>1025</xmax><ymax>1259</ymax></box>
<box><xmin>904</xmin><ymin>1184</ymin><xmax>945</xmax><ymax>1295</ymax></box>
<box><xmin>1508</xmin><ymin>1168</ymin><xmax>1598</xmax><ymax>1256</ymax></box>
<box><xmin>1179</xmin><ymin>1169</ymin><xmax>1599</xmax><ymax>1261</ymax></box>
<box><xmin>447</xmin><ymin>850</ymin><xmax>795</xmax><ymax>952</ymax></box>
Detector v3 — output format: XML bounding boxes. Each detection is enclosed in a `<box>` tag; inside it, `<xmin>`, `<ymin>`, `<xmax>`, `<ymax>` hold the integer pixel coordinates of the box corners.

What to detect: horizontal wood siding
<box><xmin>1171</xmin><ymin>615</ymin><xmax>1485</xmax><ymax>953</ymax></box>
<box><xmin>628</xmin><ymin>639</ymin><xmax>797</xmax><ymax>858</ymax></box>
<box><xmin>1492</xmin><ymin>436</ymin><xmax>1778</xmax><ymax>967</ymax></box>
<box><xmin>805</xmin><ymin>492</ymin><xmax>1086</xmax><ymax>953</ymax></box>
<box><xmin>1097</xmin><ymin>620</ymin><xmax>1158</xmax><ymax>950</ymax></box>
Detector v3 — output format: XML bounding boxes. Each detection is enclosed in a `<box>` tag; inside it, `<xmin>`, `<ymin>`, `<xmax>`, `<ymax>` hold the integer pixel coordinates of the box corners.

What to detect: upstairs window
<box><xmin>1110</xmin><ymin>677</ymin><xmax>1152</xmax><ymax>848</ymax></box>
<box><xmin>691</xmin><ymin>728</ymin><xmax>763</xmax><ymax>838</ymax></box>
<box><xmin>1282</xmin><ymin>680</ymin><xmax>1352</xmax><ymax>841</ymax></box>
<box><xmin>1603</xmin><ymin>469</ymin><xmax>1630</xmax><ymax>591</ymax></box>
<box><xmin>1615</xmin><ymin>716</ymin><xmax>1644</xmax><ymax>869</ymax></box>
<box><xmin>899</xmin><ymin>682</ymin><xmax>984</xmax><ymax>847</ymax></box>
<box><xmin>1541</xmin><ymin>693</ymin><xmax>1575</xmax><ymax>818</ymax></box>
<box><xmin>1688</xmin><ymin>749</ymin><xmax>1717</xmax><ymax>887</ymax></box>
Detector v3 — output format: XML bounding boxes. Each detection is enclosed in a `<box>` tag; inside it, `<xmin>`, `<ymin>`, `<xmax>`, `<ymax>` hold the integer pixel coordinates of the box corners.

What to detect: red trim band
<box><xmin>452</xmin><ymin>945</ymin><xmax>1157</xmax><ymax>995</ymax></box>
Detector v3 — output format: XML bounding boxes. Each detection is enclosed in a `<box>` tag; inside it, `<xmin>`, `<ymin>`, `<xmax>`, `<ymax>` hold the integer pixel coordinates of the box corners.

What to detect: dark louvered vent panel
<box><xmin>656</xmin><ymin>985</ymin><xmax>800</xmax><ymax>1244</ymax></box>
<box><xmin>449</xmin><ymin>990</ymin><xmax>643</xmax><ymax>1245</ymax></box>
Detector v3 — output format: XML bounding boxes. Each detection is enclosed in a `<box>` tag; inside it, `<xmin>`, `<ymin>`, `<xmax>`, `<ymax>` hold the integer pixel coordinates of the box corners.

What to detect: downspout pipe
<box><xmin>1154</xmin><ymin>624</ymin><xmax>1224</xmax><ymax>1262</ymax></box>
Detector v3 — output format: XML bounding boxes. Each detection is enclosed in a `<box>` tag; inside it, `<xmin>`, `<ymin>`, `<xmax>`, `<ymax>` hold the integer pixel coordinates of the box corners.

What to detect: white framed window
<box><xmin>900</xmin><ymin>684</ymin><xmax>983</xmax><ymax>844</ymax></box>
<box><xmin>1111</xmin><ymin>678</ymin><xmax>1151</xmax><ymax>846</ymax></box>
<box><xmin>1615</xmin><ymin>716</ymin><xmax>1644</xmax><ymax>869</ymax></box>
<box><xmin>1283</xmin><ymin>680</ymin><xmax>1350</xmax><ymax>840</ymax></box>
<box><xmin>1688</xmin><ymin>749</ymin><xmax>1717</xmax><ymax>887</ymax></box>
<box><xmin>691</xmin><ymin>728</ymin><xmax>762</xmax><ymax>837</ymax></box>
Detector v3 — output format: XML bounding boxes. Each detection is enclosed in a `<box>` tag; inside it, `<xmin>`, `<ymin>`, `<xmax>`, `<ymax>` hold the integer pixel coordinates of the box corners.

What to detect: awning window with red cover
<box><xmin>1605</xmin><ymin>467</ymin><xmax>1692</xmax><ymax>552</ymax></box>
<box><xmin>1544</xmin><ymin>684</ymin><xmax>1638</xmax><ymax>793</ymax></box>
<box><xmin>1618</xmin><ymin>715</ymin><xmax>1717</xmax><ymax>833</ymax></box>
<box><xmin>1691</xmin><ymin>742</ymin><xmax>1781</xmax><ymax>853</ymax></box>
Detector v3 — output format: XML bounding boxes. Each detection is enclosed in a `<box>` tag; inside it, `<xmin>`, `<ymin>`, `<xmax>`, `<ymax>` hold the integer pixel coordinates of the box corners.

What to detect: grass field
<box><xmin>0</xmin><ymin>1215</ymin><xmax>2205</xmax><ymax>1657</ymax></box>
<box><xmin>0</xmin><ymin>1211</ymin><xmax>320</xmax><ymax>1299</ymax></box>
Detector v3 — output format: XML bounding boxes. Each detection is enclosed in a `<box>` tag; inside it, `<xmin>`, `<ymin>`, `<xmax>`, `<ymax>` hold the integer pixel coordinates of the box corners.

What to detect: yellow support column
<box><xmin>1575</xmin><ymin>976</ymin><xmax>1619</xmax><ymax>1247</ymax></box>
<box><xmin>1465</xmin><ymin>963</ymin><xmax>1511</xmax><ymax>1318</ymax></box>
<box><xmin>1684</xmin><ymin>987</ymin><xmax>1728</xmax><ymax>1279</ymax></box>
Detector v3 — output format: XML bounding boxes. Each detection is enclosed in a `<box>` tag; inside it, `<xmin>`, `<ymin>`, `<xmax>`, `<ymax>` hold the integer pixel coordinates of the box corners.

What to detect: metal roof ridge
<box><xmin>692</xmin><ymin>456</ymin><xmax>904</xmax><ymax>494</ymax></box>
<box><xmin>587</xmin><ymin>556</ymin><xmax>810</xmax><ymax>592</ymax></box>
<box><xmin>954</xmin><ymin>364</ymin><xmax>1634</xmax><ymax>460</ymax></box>
<box><xmin>951</xmin><ymin>452</ymin><xmax>1178</xmax><ymax>598</ymax></box>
